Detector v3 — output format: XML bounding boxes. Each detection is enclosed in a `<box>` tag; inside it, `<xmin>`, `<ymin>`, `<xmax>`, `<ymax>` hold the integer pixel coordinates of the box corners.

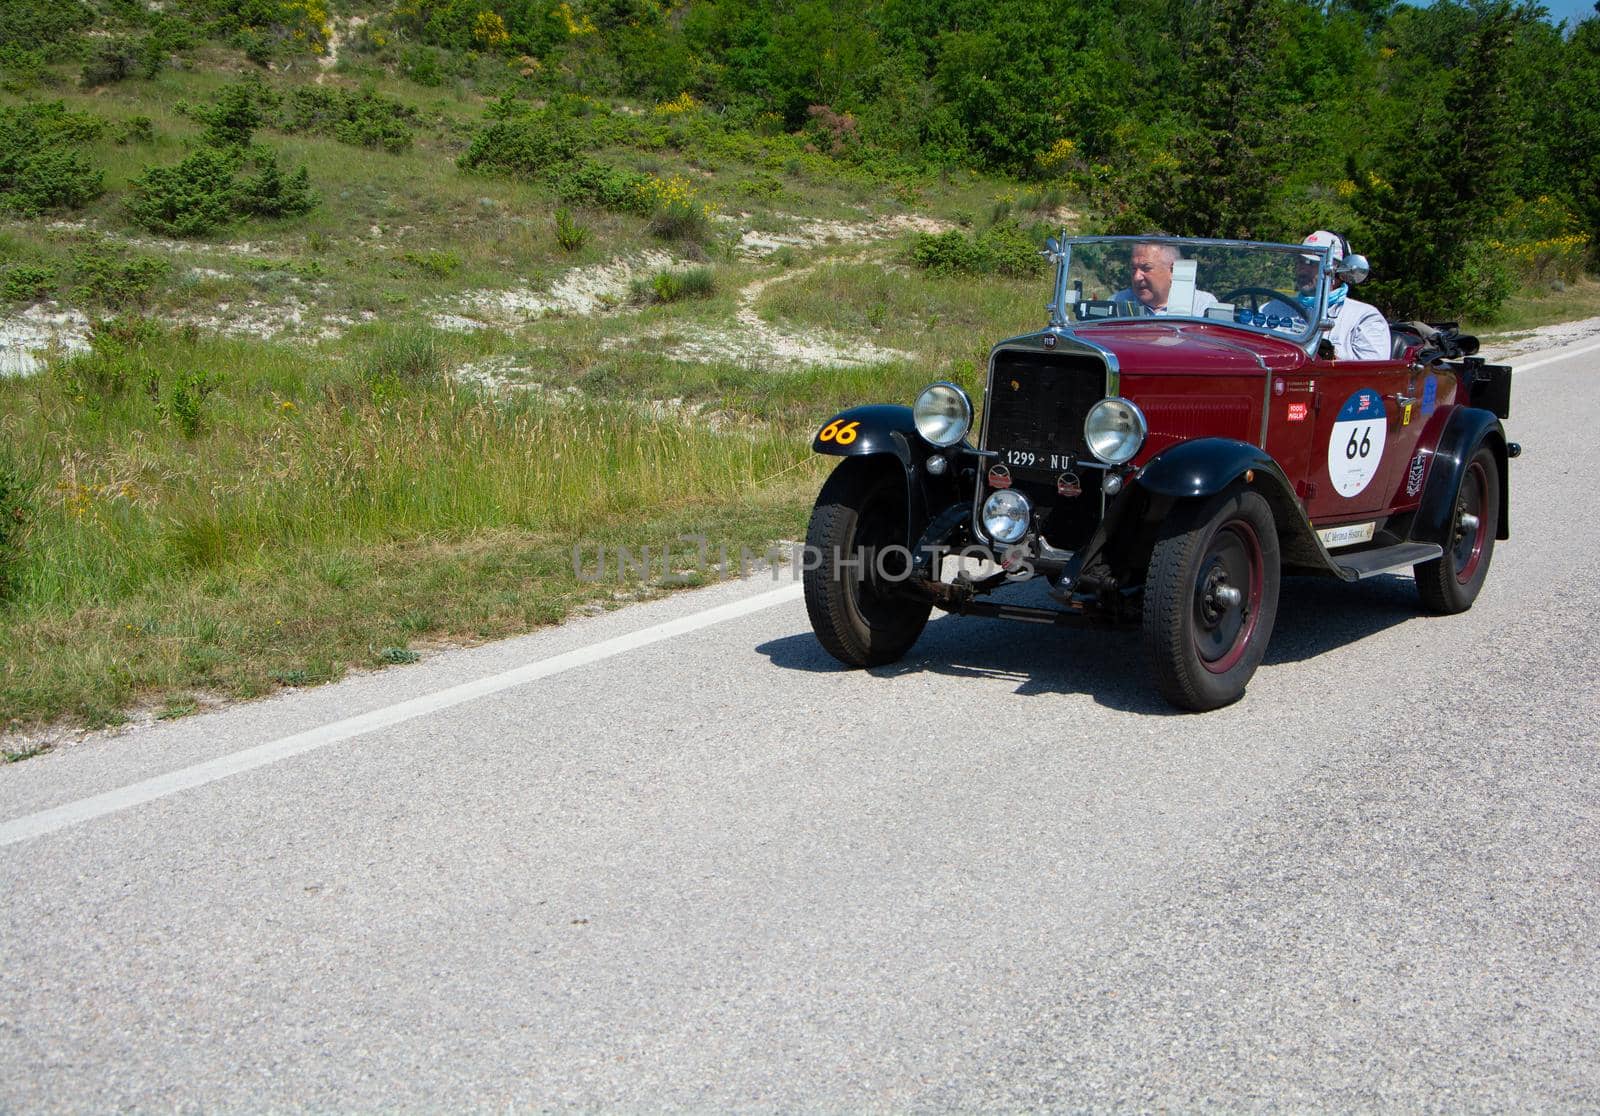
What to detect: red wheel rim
<box><xmin>1193</xmin><ymin>520</ymin><xmax>1264</xmax><ymax>675</ymax></box>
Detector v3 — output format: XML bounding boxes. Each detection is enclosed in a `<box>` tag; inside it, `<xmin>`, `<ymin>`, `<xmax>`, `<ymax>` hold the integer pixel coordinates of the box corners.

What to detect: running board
<box><xmin>1334</xmin><ymin>542</ymin><xmax>1443</xmax><ymax>580</ymax></box>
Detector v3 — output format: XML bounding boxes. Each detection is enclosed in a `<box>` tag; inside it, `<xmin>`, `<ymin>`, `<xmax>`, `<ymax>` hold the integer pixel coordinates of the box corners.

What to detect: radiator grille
<box><xmin>982</xmin><ymin>351</ymin><xmax>1107</xmax><ymax>466</ymax></box>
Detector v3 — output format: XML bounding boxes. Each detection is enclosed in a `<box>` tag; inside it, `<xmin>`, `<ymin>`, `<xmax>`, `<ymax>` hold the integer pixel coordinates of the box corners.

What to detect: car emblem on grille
<box><xmin>1057</xmin><ymin>471</ymin><xmax>1082</xmax><ymax>497</ymax></box>
<box><xmin>987</xmin><ymin>465</ymin><xmax>1012</xmax><ymax>490</ymax></box>
<box><xmin>1043</xmin><ymin>334</ymin><xmax>1057</xmax><ymax>349</ymax></box>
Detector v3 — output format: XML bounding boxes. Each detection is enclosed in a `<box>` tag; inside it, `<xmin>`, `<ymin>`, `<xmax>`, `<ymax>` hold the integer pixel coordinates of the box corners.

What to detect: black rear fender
<box><xmin>1413</xmin><ymin>406</ymin><xmax>1510</xmax><ymax>545</ymax></box>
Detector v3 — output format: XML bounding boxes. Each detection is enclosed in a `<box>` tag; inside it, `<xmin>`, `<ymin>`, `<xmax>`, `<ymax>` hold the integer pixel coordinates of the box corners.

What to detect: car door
<box><xmin>1302</xmin><ymin>354</ymin><xmax>1419</xmax><ymax>532</ymax></box>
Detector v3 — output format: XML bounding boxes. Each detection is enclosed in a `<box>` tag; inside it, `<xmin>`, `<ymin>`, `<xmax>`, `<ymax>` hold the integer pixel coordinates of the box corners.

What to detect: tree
<box><xmin>1351</xmin><ymin>1</ymin><xmax>1533</xmax><ymax>320</ymax></box>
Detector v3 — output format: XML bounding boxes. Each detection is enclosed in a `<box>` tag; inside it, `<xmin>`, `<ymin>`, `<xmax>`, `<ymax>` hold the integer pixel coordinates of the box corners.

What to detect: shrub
<box><xmin>187</xmin><ymin>77</ymin><xmax>277</xmax><ymax>148</ymax></box>
<box><xmin>125</xmin><ymin>148</ymin><xmax>240</xmax><ymax>236</ymax></box>
<box><xmin>115</xmin><ymin>116</ymin><xmax>156</xmax><ymax>145</ymax></box>
<box><xmin>2</xmin><ymin>265</ymin><xmax>56</xmax><ymax>302</ymax></box>
<box><xmin>401</xmin><ymin>250</ymin><xmax>459</xmax><ymax>277</ymax></box>
<box><xmin>0</xmin><ymin>102</ymin><xmax>105</xmax><ymax>214</ymax></box>
<box><xmin>126</xmin><ymin>148</ymin><xmax>315</xmax><ymax>235</ymax></box>
<box><xmin>70</xmin><ymin>248</ymin><xmax>170</xmax><ymax>307</ymax></box>
<box><xmin>909</xmin><ymin>220</ymin><xmax>1046</xmax><ymax>278</ymax></box>
<box><xmin>553</xmin><ymin>207</ymin><xmax>589</xmax><ymax>252</ymax></box>
<box><xmin>636</xmin><ymin>267</ymin><xmax>715</xmax><ymax>304</ymax></box>
<box><xmin>1492</xmin><ymin>196</ymin><xmax>1591</xmax><ymax>287</ymax></box>
<box><xmin>80</xmin><ymin>36</ymin><xmax>164</xmax><ymax>87</ymax></box>
<box><xmin>367</xmin><ymin>328</ymin><xmax>445</xmax><ymax>384</ymax></box>
<box><xmin>635</xmin><ymin>174</ymin><xmax>712</xmax><ymax>242</ymax></box>
<box><xmin>551</xmin><ymin>159</ymin><xmax>646</xmax><ymax>212</ymax></box>
<box><xmin>458</xmin><ymin>115</ymin><xmax>582</xmax><ymax>176</ymax></box>
<box><xmin>165</xmin><ymin>369</ymin><xmax>217</xmax><ymax>437</ymax></box>
<box><xmin>236</xmin><ymin>155</ymin><xmax>317</xmax><ymax>219</ymax></box>
<box><xmin>278</xmin><ymin>86</ymin><xmax>418</xmax><ymax>153</ymax></box>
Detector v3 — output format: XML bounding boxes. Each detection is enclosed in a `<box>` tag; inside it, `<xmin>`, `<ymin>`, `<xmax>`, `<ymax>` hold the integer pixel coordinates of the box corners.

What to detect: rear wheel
<box><xmin>1415</xmin><ymin>443</ymin><xmax>1499</xmax><ymax>614</ymax></box>
<box><xmin>1143</xmin><ymin>489</ymin><xmax>1281</xmax><ymax>711</ymax></box>
<box><xmin>804</xmin><ymin>458</ymin><xmax>932</xmax><ymax>667</ymax></box>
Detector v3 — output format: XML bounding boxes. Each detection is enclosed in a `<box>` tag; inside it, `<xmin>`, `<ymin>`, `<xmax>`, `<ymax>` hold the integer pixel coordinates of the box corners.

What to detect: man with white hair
<box><xmin>1295</xmin><ymin>230</ymin><xmax>1391</xmax><ymax>360</ymax></box>
<box><xmin>1111</xmin><ymin>240</ymin><xmax>1218</xmax><ymax>317</ymax></box>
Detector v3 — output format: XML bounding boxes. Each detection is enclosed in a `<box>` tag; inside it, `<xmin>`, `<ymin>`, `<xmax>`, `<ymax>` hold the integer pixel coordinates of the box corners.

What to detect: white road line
<box><xmin>1508</xmin><ymin>338</ymin><xmax>1600</xmax><ymax>373</ymax></box>
<box><xmin>0</xmin><ymin>582</ymin><xmax>805</xmax><ymax>848</ymax></box>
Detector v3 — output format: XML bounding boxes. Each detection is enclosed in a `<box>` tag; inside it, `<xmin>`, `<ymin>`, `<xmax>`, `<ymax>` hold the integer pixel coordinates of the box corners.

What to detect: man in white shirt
<box><xmin>1296</xmin><ymin>230</ymin><xmax>1391</xmax><ymax>360</ymax></box>
<box><xmin>1111</xmin><ymin>241</ymin><xmax>1218</xmax><ymax>317</ymax></box>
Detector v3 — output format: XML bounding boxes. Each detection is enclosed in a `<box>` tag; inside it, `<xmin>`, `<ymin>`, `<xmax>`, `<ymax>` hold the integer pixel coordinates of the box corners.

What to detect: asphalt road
<box><xmin>3</xmin><ymin>339</ymin><xmax>1598</xmax><ymax>1111</ymax></box>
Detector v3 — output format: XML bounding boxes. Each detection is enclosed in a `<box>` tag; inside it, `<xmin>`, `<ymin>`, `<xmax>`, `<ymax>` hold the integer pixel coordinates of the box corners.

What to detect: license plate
<box><xmin>995</xmin><ymin>447</ymin><xmax>1073</xmax><ymax>471</ymax></box>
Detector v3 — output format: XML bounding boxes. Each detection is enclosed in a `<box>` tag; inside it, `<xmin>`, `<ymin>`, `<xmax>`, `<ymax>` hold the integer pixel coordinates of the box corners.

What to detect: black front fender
<box><xmin>811</xmin><ymin>404</ymin><xmax>964</xmax><ymax>548</ymax></box>
<box><xmin>1130</xmin><ymin>438</ymin><xmax>1331</xmax><ymax>576</ymax></box>
<box><xmin>811</xmin><ymin>404</ymin><xmax>918</xmax><ymax>461</ymax></box>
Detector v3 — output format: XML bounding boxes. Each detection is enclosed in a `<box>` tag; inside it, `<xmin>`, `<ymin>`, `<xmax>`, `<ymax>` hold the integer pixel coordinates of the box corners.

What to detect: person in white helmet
<box><xmin>1295</xmin><ymin>230</ymin><xmax>1391</xmax><ymax>360</ymax></box>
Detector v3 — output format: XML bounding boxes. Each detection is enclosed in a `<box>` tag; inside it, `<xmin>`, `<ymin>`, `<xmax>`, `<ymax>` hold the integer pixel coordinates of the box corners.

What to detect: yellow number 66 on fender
<box><xmin>817</xmin><ymin>419</ymin><xmax>861</xmax><ymax>445</ymax></box>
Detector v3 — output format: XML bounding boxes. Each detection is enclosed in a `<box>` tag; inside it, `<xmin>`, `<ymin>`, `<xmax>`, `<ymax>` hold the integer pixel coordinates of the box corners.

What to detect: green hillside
<box><xmin>1</xmin><ymin>0</ymin><xmax>1596</xmax><ymax>738</ymax></box>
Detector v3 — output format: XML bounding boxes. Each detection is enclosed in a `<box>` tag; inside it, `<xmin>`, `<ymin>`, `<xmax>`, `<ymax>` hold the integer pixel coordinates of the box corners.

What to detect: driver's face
<box><xmin>1130</xmin><ymin>246</ymin><xmax>1173</xmax><ymax>308</ymax></box>
<box><xmin>1295</xmin><ymin>257</ymin><xmax>1322</xmax><ymax>295</ymax></box>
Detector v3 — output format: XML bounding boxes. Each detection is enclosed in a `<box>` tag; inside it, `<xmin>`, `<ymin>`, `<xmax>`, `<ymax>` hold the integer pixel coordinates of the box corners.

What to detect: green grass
<box><xmin>0</xmin><ymin>320</ymin><xmax>825</xmax><ymax>731</ymax></box>
<box><xmin>1470</xmin><ymin>275</ymin><xmax>1600</xmax><ymax>337</ymax></box>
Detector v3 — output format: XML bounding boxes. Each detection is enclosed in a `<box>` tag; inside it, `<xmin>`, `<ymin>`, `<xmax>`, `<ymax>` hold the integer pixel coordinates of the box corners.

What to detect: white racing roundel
<box><xmin>1326</xmin><ymin>388</ymin><xmax>1387</xmax><ymax>498</ymax></box>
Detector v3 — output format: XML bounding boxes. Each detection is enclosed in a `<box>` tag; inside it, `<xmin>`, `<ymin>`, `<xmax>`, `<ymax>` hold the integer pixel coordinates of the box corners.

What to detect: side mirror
<box><xmin>1336</xmin><ymin>253</ymin><xmax>1370</xmax><ymax>285</ymax></box>
<box><xmin>1040</xmin><ymin>236</ymin><xmax>1065</xmax><ymax>265</ymax></box>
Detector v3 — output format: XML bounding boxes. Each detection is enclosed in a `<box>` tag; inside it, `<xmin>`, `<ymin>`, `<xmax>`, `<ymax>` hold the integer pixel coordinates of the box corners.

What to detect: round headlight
<box><xmin>1084</xmin><ymin>397</ymin><xmax>1148</xmax><ymax>465</ymax></box>
<box><xmin>981</xmin><ymin>489</ymin><xmax>1032</xmax><ymax>545</ymax></box>
<box><xmin>913</xmin><ymin>382</ymin><xmax>973</xmax><ymax>448</ymax></box>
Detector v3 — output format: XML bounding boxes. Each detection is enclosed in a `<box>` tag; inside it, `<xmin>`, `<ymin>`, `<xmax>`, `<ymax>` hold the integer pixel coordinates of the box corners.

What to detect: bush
<box><xmin>634</xmin><ymin>267</ymin><xmax>715</xmax><ymax>304</ymax></box>
<box><xmin>126</xmin><ymin>148</ymin><xmax>315</xmax><ymax>235</ymax></box>
<box><xmin>115</xmin><ymin>116</ymin><xmax>156</xmax><ymax>145</ymax></box>
<box><xmin>2</xmin><ymin>265</ymin><xmax>56</xmax><ymax>302</ymax></box>
<box><xmin>0</xmin><ymin>102</ymin><xmax>105</xmax><ymax>215</ymax></box>
<box><xmin>70</xmin><ymin>248</ymin><xmax>170</xmax><ymax>308</ymax></box>
<box><xmin>164</xmin><ymin>369</ymin><xmax>217</xmax><ymax>437</ymax></box>
<box><xmin>909</xmin><ymin>220</ymin><xmax>1046</xmax><ymax>278</ymax></box>
<box><xmin>458</xmin><ymin>115</ymin><xmax>582</xmax><ymax>176</ymax></box>
<box><xmin>1493</xmin><ymin>195</ymin><xmax>1591</xmax><ymax>287</ymax></box>
<box><xmin>635</xmin><ymin>174</ymin><xmax>711</xmax><ymax>242</ymax></box>
<box><xmin>278</xmin><ymin>86</ymin><xmax>418</xmax><ymax>153</ymax></box>
<box><xmin>554</xmin><ymin>207</ymin><xmax>589</xmax><ymax>252</ymax></box>
<box><xmin>236</xmin><ymin>155</ymin><xmax>317</xmax><ymax>219</ymax></box>
<box><xmin>187</xmin><ymin>77</ymin><xmax>277</xmax><ymax>147</ymax></box>
<box><xmin>125</xmin><ymin>148</ymin><xmax>240</xmax><ymax>236</ymax></box>
<box><xmin>367</xmin><ymin>328</ymin><xmax>445</xmax><ymax>385</ymax></box>
<box><xmin>80</xmin><ymin>36</ymin><xmax>164</xmax><ymax>87</ymax></box>
<box><xmin>551</xmin><ymin>159</ymin><xmax>647</xmax><ymax>212</ymax></box>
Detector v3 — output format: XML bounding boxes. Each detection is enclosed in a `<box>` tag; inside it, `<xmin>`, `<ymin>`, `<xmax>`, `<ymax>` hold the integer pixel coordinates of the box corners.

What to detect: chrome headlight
<box><xmin>913</xmin><ymin>382</ymin><xmax>973</xmax><ymax>448</ymax></box>
<box><xmin>981</xmin><ymin>489</ymin><xmax>1032</xmax><ymax>544</ymax></box>
<box><xmin>1084</xmin><ymin>397</ymin><xmax>1147</xmax><ymax>465</ymax></box>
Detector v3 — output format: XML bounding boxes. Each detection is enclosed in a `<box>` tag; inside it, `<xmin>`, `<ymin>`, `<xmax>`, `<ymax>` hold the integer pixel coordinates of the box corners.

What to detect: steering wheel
<box><xmin>1222</xmin><ymin>286</ymin><xmax>1295</xmax><ymax>312</ymax></box>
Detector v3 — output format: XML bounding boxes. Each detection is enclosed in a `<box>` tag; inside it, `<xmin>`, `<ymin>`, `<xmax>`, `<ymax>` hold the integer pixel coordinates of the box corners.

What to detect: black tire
<box><xmin>1415</xmin><ymin>443</ymin><xmax>1499</xmax><ymax>614</ymax></box>
<box><xmin>1143</xmin><ymin>488</ymin><xmax>1281</xmax><ymax>712</ymax></box>
<box><xmin>803</xmin><ymin>458</ymin><xmax>932</xmax><ymax>667</ymax></box>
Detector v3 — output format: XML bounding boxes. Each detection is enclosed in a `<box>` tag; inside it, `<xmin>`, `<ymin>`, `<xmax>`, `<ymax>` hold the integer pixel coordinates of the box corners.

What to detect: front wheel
<box><xmin>1143</xmin><ymin>489</ymin><xmax>1281</xmax><ymax>711</ymax></box>
<box><xmin>803</xmin><ymin>458</ymin><xmax>932</xmax><ymax>667</ymax></box>
<box><xmin>1414</xmin><ymin>443</ymin><xmax>1499</xmax><ymax>614</ymax></box>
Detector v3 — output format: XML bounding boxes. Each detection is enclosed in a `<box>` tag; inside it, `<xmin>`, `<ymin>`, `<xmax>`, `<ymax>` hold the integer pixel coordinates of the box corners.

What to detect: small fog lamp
<box><xmin>981</xmin><ymin>489</ymin><xmax>1032</xmax><ymax>544</ymax></box>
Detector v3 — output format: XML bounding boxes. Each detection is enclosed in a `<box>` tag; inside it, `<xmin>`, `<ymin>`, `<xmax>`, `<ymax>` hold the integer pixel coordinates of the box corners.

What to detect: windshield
<box><xmin>1055</xmin><ymin>236</ymin><xmax>1326</xmax><ymax>347</ymax></box>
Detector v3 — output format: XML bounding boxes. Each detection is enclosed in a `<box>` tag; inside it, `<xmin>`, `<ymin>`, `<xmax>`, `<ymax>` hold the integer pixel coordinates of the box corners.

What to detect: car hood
<box><xmin>1063</xmin><ymin>320</ymin><xmax>1309</xmax><ymax>376</ymax></box>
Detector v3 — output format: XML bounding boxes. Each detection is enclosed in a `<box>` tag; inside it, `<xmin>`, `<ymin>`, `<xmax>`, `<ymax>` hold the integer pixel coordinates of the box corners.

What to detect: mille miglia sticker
<box><xmin>1317</xmin><ymin>521</ymin><xmax>1377</xmax><ymax>549</ymax></box>
<box><xmin>987</xmin><ymin>464</ymin><xmax>1013</xmax><ymax>490</ymax></box>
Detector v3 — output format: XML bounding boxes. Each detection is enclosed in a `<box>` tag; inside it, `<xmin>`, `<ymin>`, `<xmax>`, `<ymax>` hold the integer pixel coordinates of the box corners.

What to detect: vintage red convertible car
<box><xmin>802</xmin><ymin>235</ymin><xmax>1518</xmax><ymax>710</ymax></box>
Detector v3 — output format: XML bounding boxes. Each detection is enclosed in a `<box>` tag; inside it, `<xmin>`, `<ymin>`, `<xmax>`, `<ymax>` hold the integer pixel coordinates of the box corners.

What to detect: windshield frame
<box><xmin>1048</xmin><ymin>235</ymin><xmax>1331</xmax><ymax>351</ymax></box>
